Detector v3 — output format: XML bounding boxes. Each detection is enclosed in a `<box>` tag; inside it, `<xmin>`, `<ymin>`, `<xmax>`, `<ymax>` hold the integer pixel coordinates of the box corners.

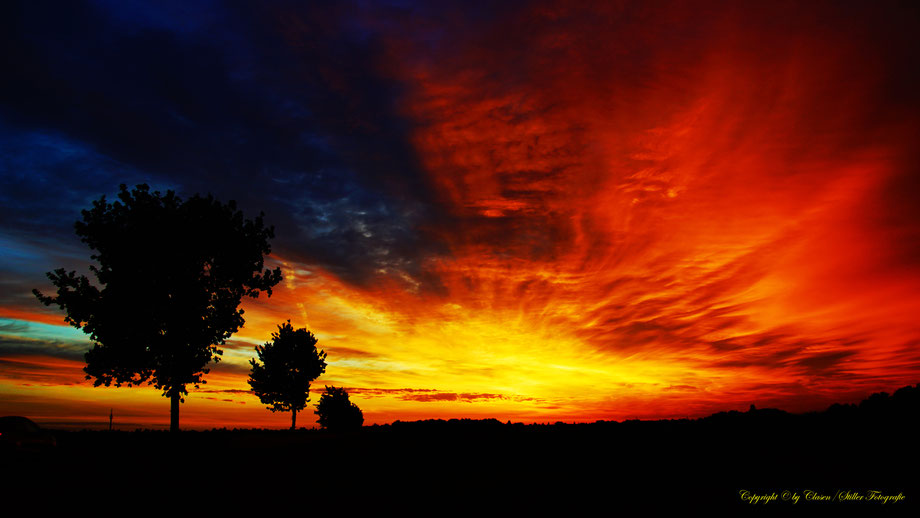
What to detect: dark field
<box><xmin>4</xmin><ymin>409</ymin><xmax>917</xmax><ymax>513</ymax></box>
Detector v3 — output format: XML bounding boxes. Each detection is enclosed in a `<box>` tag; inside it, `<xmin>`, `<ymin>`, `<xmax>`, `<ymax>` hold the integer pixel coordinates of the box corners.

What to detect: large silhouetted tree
<box><xmin>315</xmin><ymin>386</ymin><xmax>363</xmax><ymax>431</ymax></box>
<box><xmin>34</xmin><ymin>184</ymin><xmax>282</xmax><ymax>432</ymax></box>
<box><xmin>248</xmin><ymin>321</ymin><xmax>327</xmax><ymax>429</ymax></box>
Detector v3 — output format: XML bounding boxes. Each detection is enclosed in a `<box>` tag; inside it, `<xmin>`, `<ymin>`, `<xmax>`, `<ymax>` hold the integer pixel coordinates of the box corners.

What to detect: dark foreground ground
<box><xmin>3</xmin><ymin>409</ymin><xmax>917</xmax><ymax>514</ymax></box>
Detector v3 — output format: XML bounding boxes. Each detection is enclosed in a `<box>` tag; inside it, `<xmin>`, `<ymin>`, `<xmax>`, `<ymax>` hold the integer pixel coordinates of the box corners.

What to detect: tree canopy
<box><xmin>248</xmin><ymin>321</ymin><xmax>327</xmax><ymax>429</ymax></box>
<box><xmin>315</xmin><ymin>386</ymin><xmax>364</xmax><ymax>431</ymax></box>
<box><xmin>34</xmin><ymin>184</ymin><xmax>282</xmax><ymax>431</ymax></box>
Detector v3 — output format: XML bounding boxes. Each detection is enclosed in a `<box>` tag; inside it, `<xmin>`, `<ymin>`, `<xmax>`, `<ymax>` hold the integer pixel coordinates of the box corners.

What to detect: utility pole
<box><xmin>109</xmin><ymin>408</ymin><xmax>113</xmax><ymax>431</ymax></box>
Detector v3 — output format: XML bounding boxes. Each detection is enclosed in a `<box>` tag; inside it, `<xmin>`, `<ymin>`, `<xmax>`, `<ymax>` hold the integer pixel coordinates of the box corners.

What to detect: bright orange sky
<box><xmin>2</xmin><ymin>1</ymin><xmax>920</xmax><ymax>429</ymax></box>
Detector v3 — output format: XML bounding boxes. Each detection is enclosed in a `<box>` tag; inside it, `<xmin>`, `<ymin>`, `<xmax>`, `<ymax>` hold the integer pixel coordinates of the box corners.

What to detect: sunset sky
<box><xmin>2</xmin><ymin>0</ymin><xmax>920</xmax><ymax>430</ymax></box>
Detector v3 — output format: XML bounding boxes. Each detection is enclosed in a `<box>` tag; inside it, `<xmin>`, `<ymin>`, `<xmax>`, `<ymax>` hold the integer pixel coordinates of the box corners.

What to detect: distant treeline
<box><xmin>39</xmin><ymin>383</ymin><xmax>919</xmax><ymax>436</ymax></box>
<box><xmin>136</xmin><ymin>381</ymin><xmax>917</xmax><ymax>434</ymax></box>
<box><xmin>373</xmin><ymin>382</ymin><xmax>920</xmax><ymax>433</ymax></box>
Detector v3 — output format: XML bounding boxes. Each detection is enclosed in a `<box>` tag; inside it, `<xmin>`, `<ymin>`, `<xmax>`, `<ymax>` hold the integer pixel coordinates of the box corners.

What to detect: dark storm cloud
<box><xmin>0</xmin><ymin>0</ymin><xmax>444</xmax><ymax>290</ymax></box>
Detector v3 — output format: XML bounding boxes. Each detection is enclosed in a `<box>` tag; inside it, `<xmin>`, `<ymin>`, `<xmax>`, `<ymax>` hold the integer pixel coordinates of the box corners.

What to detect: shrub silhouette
<box><xmin>249</xmin><ymin>321</ymin><xmax>327</xmax><ymax>429</ymax></box>
<box><xmin>34</xmin><ymin>184</ymin><xmax>282</xmax><ymax>431</ymax></box>
<box><xmin>315</xmin><ymin>386</ymin><xmax>363</xmax><ymax>431</ymax></box>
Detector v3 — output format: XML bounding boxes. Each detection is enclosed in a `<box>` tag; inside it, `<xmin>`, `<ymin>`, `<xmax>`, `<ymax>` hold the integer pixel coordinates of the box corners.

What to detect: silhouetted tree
<box><xmin>248</xmin><ymin>321</ymin><xmax>327</xmax><ymax>429</ymax></box>
<box><xmin>34</xmin><ymin>184</ymin><xmax>282</xmax><ymax>432</ymax></box>
<box><xmin>315</xmin><ymin>386</ymin><xmax>363</xmax><ymax>431</ymax></box>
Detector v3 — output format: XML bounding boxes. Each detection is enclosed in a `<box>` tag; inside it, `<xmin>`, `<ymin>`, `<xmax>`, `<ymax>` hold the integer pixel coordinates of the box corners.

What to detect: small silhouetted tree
<box><xmin>248</xmin><ymin>321</ymin><xmax>327</xmax><ymax>429</ymax></box>
<box><xmin>34</xmin><ymin>184</ymin><xmax>282</xmax><ymax>432</ymax></box>
<box><xmin>315</xmin><ymin>386</ymin><xmax>363</xmax><ymax>431</ymax></box>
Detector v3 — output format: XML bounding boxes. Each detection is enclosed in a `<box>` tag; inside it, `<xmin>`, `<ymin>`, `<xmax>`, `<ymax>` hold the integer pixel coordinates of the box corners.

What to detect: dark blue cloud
<box><xmin>0</xmin><ymin>0</ymin><xmax>446</xmax><ymax>293</ymax></box>
<box><xmin>0</xmin><ymin>123</ymin><xmax>167</xmax><ymax>236</ymax></box>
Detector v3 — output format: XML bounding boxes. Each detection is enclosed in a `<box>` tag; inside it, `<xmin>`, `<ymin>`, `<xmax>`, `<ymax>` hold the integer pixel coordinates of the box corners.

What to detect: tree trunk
<box><xmin>291</xmin><ymin>409</ymin><xmax>297</xmax><ymax>430</ymax></box>
<box><xmin>170</xmin><ymin>391</ymin><xmax>180</xmax><ymax>432</ymax></box>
